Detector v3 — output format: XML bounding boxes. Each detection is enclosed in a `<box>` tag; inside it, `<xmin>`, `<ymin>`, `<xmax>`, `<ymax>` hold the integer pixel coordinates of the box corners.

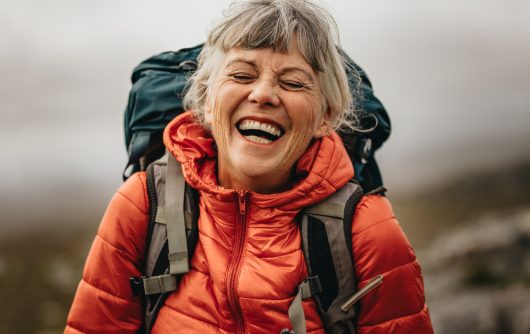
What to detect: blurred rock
<box><xmin>421</xmin><ymin>207</ymin><xmax>530</xmax><ymax>333</ymax></box>
<box><xmin>430</xmin><ymin>287</ymin><xmax>530</xmax><ymax>334</ymax></box>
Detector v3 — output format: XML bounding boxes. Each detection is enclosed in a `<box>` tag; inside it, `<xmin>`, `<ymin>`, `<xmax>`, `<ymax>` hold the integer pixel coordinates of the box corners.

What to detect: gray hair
<box><xmin>184</xmin><ymin>0</ymin><xmax>359</xmax><ymax>131</ymax></box>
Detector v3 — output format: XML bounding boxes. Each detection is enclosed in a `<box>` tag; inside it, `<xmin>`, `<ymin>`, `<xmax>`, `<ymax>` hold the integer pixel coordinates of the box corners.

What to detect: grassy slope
<box><xmin>0</xmin><ymin>229</ymin><xmax>94</xmax><ymax>334</ymax></box>
<box><xmin>391</xmin><ymin>160</ymin><xmax>530</xmax><ymax>250</ymax></box>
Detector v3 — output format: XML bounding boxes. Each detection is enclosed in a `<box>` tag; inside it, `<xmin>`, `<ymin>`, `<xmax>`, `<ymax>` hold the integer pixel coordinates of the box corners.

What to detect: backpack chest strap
<box><xmin>130</xmin><ymin>273</ymin><xmax>178</xmax><ymax>296</ymax></box>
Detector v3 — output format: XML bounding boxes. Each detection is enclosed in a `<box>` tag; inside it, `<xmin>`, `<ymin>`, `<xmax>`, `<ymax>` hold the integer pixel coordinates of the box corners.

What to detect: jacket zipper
<box><xmin>227</xmin><ymin>191</ymin><xmax>248</xmax><ymax>334</ymax></box>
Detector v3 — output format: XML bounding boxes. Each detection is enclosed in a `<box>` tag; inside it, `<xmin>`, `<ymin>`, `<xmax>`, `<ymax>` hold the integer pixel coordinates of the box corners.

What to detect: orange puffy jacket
<box><xmin>65</xmin><ymin>112</ymin><xmax>433</xmax><ymax>334</ymax></box>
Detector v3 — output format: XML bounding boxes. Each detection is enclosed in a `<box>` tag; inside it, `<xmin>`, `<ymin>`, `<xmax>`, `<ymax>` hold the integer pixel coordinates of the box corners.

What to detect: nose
<box><xmin>248</xmin><ymin>78</ymin><xmax>280</xmax><ymax>108</ymax></box>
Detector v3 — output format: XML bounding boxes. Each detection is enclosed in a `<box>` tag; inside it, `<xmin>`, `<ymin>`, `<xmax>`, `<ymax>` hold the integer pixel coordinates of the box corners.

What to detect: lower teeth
<box><xmin>245</xmin><ymin>135</ymin><xmax>272</xmax><ymax>144</ymax></box>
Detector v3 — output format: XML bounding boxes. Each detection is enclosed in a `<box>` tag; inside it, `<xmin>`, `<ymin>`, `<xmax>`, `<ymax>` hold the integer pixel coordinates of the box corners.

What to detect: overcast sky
<box><xmin>1</xmin><ymin>0</ymin><xmax>529</xmax><ymax>229</ymax></box>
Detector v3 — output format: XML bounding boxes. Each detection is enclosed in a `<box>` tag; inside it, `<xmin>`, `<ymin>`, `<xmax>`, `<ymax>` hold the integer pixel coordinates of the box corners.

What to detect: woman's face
<box><xmin>204</xmin><ymin>41</ymin><xmax>328</xmax><ymax>194</ymax></box>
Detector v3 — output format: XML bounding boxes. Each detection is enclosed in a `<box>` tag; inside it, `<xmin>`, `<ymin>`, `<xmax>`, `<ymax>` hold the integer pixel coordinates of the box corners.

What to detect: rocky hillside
<box><xmin>390</xmin><ymin>160</ymin><xmax>530</xmax><ymax>333</ymax></box>
<box><xmin>423</xmin><ymin>207</ymin><xmax>530</xmax><ymax>333</ymax></box>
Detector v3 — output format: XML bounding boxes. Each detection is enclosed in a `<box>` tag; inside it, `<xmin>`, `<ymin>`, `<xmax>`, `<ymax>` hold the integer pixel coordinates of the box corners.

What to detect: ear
<box><xmin>314</xmin><ymin>123</ymin><xmax>331</xmax><ymax>138</ymax></box>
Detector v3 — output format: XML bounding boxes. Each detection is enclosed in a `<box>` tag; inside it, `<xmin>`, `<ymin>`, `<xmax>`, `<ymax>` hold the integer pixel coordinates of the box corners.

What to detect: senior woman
<box><xmin>66</xmin><ymin>0</ymin><xmax>433</xmax><ymax>333</ymax></box>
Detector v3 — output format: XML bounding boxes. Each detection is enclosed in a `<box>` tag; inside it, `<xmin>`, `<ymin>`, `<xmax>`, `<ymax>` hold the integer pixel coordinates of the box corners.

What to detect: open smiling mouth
<box><xmin>237</xmin><ymin>119</ymin><xmax>284</xmax><ymax>144</ymax></box>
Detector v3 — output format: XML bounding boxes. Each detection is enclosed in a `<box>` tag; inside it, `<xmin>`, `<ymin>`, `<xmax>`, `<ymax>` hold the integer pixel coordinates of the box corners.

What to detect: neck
<box><xmin>217</xmin><ymin>162</ymin><xmax>293</xmax><ymax>194</ymax></box>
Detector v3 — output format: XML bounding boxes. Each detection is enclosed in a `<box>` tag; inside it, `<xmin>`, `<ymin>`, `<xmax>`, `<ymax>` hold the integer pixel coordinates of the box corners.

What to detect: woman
<box><xmin>66</xmin><ymin>0</ymin><xmax>433</xmax><ymax>333</ymax></box>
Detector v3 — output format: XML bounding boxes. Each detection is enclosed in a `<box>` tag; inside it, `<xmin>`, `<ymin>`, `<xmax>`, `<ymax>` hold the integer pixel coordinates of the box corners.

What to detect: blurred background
<box><xmin>1</xmin><ymin>0</ymin><xmax>529</xmax><ymax>333</ymax></box>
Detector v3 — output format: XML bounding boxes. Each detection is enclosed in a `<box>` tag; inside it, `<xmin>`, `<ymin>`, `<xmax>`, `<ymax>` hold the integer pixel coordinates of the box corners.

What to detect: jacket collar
<box><xmin>163</xmin><ymin>112</ymin><xmax>354</xmax><ymax>211</ymax></box>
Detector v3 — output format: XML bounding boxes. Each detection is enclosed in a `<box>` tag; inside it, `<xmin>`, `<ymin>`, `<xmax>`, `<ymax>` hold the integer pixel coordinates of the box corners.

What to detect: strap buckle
<box><xmin>129</xmin><ymin>276</ymin><xmax>146</xmax><ymax>296</ymax></box>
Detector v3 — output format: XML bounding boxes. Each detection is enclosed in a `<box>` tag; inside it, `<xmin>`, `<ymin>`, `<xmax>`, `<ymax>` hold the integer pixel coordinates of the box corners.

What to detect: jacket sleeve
<box><xmin>65</xmin><ymin>172</ymin><xmax>149</xmax><ymax>334</ymax></box>
<box><xmin>352</xmin><ymin>194</ymin><xmax>433</xmax><ymax>334</ymax></box>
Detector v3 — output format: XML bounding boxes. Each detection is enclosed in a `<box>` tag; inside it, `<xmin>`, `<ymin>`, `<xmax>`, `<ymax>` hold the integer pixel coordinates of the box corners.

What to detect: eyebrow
<box><xmin>225</xmin><ymin>58</ymin><xmax>315</xmax><ymax>83</ymax></box>
<box><xmin>226</xmin><ymin>58</ymin><xmax>257</xmax><ymax>69</ymax></box>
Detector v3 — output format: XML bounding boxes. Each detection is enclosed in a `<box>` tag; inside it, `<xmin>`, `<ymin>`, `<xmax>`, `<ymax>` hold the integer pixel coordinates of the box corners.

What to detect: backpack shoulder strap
<box><xmin>288</xmin><ymin>180</ymin><xmax>365</xmax><ymax>334</ymax></box>
<box><xmin>129</xmin><ymin>152</ymin><xmax>200</xmax><ymax>333</ymax></box>
<box><xmin>164</xmin><ymin>152</ymin><xmax>189</xmax><ymax>274</ymax></box>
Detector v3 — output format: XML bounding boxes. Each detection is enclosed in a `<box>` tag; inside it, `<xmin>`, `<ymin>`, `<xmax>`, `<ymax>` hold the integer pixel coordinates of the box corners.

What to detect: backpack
<box><xmin>123</xmin><ymin>44</ymin><xmax>391</xmax><ymax>192</ymax></box>
<box><xmin>124</xmin><ymin>44</ymin><xmax>390</xmax><ymax>333</ymax></box>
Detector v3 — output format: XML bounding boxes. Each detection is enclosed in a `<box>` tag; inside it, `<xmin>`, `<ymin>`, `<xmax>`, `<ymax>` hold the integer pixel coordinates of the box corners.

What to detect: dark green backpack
<box><xmin>123</xmin><ymin>44</ymin><xmax>391</xmax><ymax>192</ymax></box>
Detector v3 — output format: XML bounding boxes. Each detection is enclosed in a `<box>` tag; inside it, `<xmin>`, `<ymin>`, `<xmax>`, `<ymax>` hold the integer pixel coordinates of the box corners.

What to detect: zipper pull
<box><xmin>237</xmin><ymin>192</ymin><xmax>247</xmax><ymax>215</ymax></box>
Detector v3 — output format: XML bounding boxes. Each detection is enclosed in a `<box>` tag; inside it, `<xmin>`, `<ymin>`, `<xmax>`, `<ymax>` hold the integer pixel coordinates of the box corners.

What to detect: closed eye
<box><xmin>232</xmin><ymin>73</ymin><xmax>255</xmax><ymax>83</ymax></box>
<box><xmin>281</xmin><ymin>81</ymin><xmax>306</xmax><ymax>91</ymax></box>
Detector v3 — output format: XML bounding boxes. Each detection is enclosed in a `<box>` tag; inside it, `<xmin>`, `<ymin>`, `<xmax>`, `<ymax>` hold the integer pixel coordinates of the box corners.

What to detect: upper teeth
<box><xmin>238</xmin><ymin>120</ymin><xmax>282</xmax><ymax>137</ymax></box>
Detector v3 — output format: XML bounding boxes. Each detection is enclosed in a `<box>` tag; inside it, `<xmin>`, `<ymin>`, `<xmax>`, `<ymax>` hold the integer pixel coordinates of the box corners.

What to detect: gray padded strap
<box><xmin>308</xmin><ymin>214</ymin><xmax>357</xmax><ymax>326</ymax></box>
<box><xmin>299</xmin><ymin>181</ymin><xmax>364</xmax><ymax>333</ymax></box>
<box><xmin>142</xmin><ymin>274</ymin><xmax>178</xmax><ymax>295</ymax></box>
<box><xmin>145</xmin><ymin>162</ymin><xmax>169</xmax><ymax>277</ymax></box>
<box><xmin>304</xmin><ymin>182</ymin><xmax>361</xmax><ymax>219</ymax></box>
<box><xmin>303</xmin><ymin>201</ymin><xmax>344</xmax><ymax>219</ymax></box>
<box><xmin>165</xmin><ymin>153</ymin><xmax>189</xmax><ymax>275</ymax></box>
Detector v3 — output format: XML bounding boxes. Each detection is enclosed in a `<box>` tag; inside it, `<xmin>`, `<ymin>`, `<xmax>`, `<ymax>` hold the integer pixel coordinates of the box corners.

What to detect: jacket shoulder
<box><xmin>66</xmin><ymin>172</ymin><xmax>148</xmax><ymax>333</ymax></box>
<box><xmin>352</xmin><ymin>194</ymin><xmax>433</xmax><ymax>333</ymax></box>
<box><xmin>352</xmin><ymin>194</ymin><xmax>415</xmax><ymax>278</ymax></box>
<box><xmin>96</xmin><ymin>171</ymin><xmax>149</xmax><ymax>262</ymax></box>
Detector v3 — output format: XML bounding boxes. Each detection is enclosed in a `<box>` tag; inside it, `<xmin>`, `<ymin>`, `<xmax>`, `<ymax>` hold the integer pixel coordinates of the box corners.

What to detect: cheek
<box><xmin>280</xmin><ymin>97</ymin><xmax>323</xmax><ymax>165</ymax></box>
<box><xmin>210</xmin><ymin>99</ymin><xmax>230</xmax><ymax>136</ymax></box>
<box><xmin>207</xmin><ymin>83</ymin><xmax>233</xmax><ymax>134</ymax></box>
<box><xmin>292</xmin><ymin>96</ymin><xmax>323</xmax><ymax>135</ymax></box>
<box><xmin>209</xmin><ymin>92</ymin><xmax>237</xmax><ymax>160</ymax></box>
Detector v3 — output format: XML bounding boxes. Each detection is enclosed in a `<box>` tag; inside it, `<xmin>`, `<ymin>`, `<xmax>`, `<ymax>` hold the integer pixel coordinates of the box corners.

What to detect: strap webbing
<box><xmin>142</xmin><ymin>274</ymin><xmax>178</xmax><ymax>295</ymax></box>
<box><xmin>155</xmin><ymin>206</ymin><xmax>167</xmax><ymax>224</ymax></box>
<box><xmin>288</xmin><ymin>276</ymin><xmax>322</xmax><ymax>334</ymax></box>
<box><xmin>165</xmin><ymin>153</ymin><xmax>189</xmax><ymax>275</ymax></box>
<box><xmin>288</xmin><ymin>288</ymin><xmax>306</xmax><ymax>334</ymax></box>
